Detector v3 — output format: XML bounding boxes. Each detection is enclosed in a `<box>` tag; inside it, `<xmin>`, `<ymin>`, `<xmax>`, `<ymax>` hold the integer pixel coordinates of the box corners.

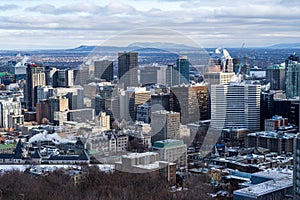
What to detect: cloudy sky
<box><xmin>0</xmin><ymin>0</ymin><xmax>299</xmax><ymax>49</ymax></box>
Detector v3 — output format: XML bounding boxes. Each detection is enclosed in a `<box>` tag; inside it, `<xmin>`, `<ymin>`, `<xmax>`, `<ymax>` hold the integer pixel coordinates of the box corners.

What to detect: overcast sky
<box><xmin>0</xmin><ymin>0</ymin><xmax>299</xmax><ymax>50</ymax></box>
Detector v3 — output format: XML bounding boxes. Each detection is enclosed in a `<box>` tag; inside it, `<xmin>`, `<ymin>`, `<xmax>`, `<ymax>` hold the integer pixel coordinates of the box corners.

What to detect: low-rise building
<box><xmin>152</xmin><ymin>139</ymin><xmax>187</xmax><ymax>168</ymax></box>
<box><xmin>246</xmin><ymin>131</ymin><xmax>295</xmax><ymax>154</ymax></box>
<box><xmin>115</xmin><ymin>152</ymin><xmax>176</xmax><ymax>184</ymax></box>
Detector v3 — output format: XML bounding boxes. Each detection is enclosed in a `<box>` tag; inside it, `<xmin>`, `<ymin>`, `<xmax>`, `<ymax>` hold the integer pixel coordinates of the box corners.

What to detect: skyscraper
<box><xmin>94</xmin><ymin>60</ymin><xmax>114</xmax><ymax>82</ymax></box>
<box><xmin>176</xmin><ymin>56</ymin><xmax>190</xmax><ymax>85</ymax></box>
<box><xmin>151</xmin><ymin>110</ymin><xmax>180</xmax><ymax>142</ymax></box>
<box><xmin>170</xmin><ymin>85</ymin><xmax>209</xmax><ymax>124</ymax></box>
<box><xmin>285</xmin><ymin>54</ymin><xmax>300</xmax><ymax>98</ymax></box>
<box><xmin>266</xmin><ymin>64</ymin><xmax>286</xmax><ymax>91</ymax></box>
<box><xmin>25</xmin><ymin>63</ymin><xmax>46</xmax><ymax>109</ymax></box>
<box><xmin>210</xmin><ymin>84</ymin><xmax>261</xmax><ymax>132</ymax></box>
<box><xmin>118</xmin><ymin>52</ymin><xmax>138</xmax><ymax>88</ymax></box>
<box><xmin>53</xmin><ymin>69</ymin><xmax>74</xmax><ymax>88</ymax></box>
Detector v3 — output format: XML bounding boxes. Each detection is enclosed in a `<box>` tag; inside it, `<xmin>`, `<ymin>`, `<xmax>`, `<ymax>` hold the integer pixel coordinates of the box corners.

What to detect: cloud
<box><xmin>1</xmin><ymin>0</ymin><xmax>300</xmax><ymax>49</ymax></box>
<box><xmin>0</xmin><ymin>4</ymin><xmax>19</xmax><ymax>11</ymax></box>
<box><xmin>104</xmin><ymin>2</ymin><xmax>137</xmax><ymax>14</ymax></box>
<box><xmin>25</xmin><ymin>3</ymin><xmax>103</xmax><ymax>15</ymax></box>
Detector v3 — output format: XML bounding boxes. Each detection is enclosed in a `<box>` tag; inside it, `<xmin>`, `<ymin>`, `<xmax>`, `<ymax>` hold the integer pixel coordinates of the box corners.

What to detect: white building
<box><xmin>0</xmin><ymin>98</ymin><xmax>23</xmax><ymax>129</ymax></box>
<box><xmin>210</xmin><ymin>83</ymin><xmax>261</xmax><ymax>132</ymax></box>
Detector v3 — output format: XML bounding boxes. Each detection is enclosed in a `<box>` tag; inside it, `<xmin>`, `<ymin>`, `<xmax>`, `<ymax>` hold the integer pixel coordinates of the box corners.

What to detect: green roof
<box><xmin>0</xmin><ymin>144</ymin><xmax>16</xmax><ymax>149</ymax></box>
<box><xmin>153</xmin><ymin>139</ymin><xmax>185</xmax><ymax>148</ymax></box>
<box><xmin>267</xmin><ymin>64</ymin><xmax>285</xmax><ymax>70</ymax></box>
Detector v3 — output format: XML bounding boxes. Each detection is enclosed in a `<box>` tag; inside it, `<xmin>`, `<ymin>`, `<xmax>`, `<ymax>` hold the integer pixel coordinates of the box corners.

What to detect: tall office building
<box><xmin>74</xmin><ymin>68</ymin><xmax>89</xmax><ymax>86</ymax></box>
<box><xmin>170</xmin><ymin>85</ymin><xmax>209</xmax><ymax>124</ymax></box>
<box><xmin>25</xmin><ymin>64</ymin><xmax>46</xmax><ymax>109</ymax></box>
<box><xmin>210</xmin><ymin>84</ymin><xmax>261</xmax><ymax>132</ymax></box>
<box><xmin>36</xmin><ymin>99</ymin><xmax>50</xmax><ymax>124</ymax></box>
<box><xmin>203</xmin><ymin>72</ymin><xmax>235</xmax><ymax>86</ymax></box>
<box><xmin>136</xmin><ymin>103</ymin><xmax>151</xmax><ymax>123</ymax></box>
<box><xmin>0</xmin><ymin>98</ymin><xmax>23</xmax><ymax>129</ymax></box>
<box><xmin>285</xmin><ymin>54</ymin><xmax>300</xmax><ymax>98</ymax></box>
<box><xmin>44</xmin><ymin>66</ymin><xmax>57</xmax><ymax>86</ymax></box>
<box><xmin>175</xmin><ymin>56</ymin><xmax>190</xmax><ymax>85</ymax></box>
<box><xmin>151</xmin><ymin>110</ymin><xmax>180</xmax><ymax>142</ymax></box>
<box><xmin>118</xmin><ymin>52</ymin><xmax>138</xmax><ymax>88</ymax></box>
<box><xmin>119</xmin><ymin>87</ymin><xmax>150</xmax><ymax>121</ymax></box>
<box><xmin>48</xmin><ymin>96</ymin><xmax>69</xmax><ymax>123</ymax></box>
<box><xmin>140</xmin><ymin>66</ymin><xmax>160</xmax><ymax>85</ymax></box>
<box><xmin>95</xmin><ymin>112</ymin><xmax>110</xmax><ymax>131</ymax></box>
<box><xmin>266</xmin><ymin>64</ymin><xmax>286</xmax><ymax>90</ymax></box>
<box><xmin>151</xmin><ymin>93</ymin><xmax>170</xmax><ymax>111</ymax></box>
<box><xmin>94</xmin><ymin>60</ymin><xmax>114</xmax><ymax>82</ymax></box>
<box><xmin>53</xmin><ymin>69</ymin><xmax>74</xmax><ymax>88</ymax></box>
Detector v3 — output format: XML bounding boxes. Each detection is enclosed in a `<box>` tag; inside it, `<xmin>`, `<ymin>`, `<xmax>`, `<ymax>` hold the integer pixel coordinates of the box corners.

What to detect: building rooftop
<box><xmin>247</xmin><ymin>131</ymin><xmax>295</xmax><ymax>139</ymax></box>
<box><xmin>234</xmin><ymin>176</ymin><xmax>292</xmax><ymax>198</ymax></box>
<box><xmin>153</xmin><ymin>139</ymin><xmax>185</xmax><ymax>148</ymax></box>
<box><xmin>122</xmin><ymin>152</ymin><xmax>158</xmax><ymax>159</ymax></box>
<box><xmin>267</xmin><ymin>64</ymin><xmax>285</xmax><ymax>70</ymax></box>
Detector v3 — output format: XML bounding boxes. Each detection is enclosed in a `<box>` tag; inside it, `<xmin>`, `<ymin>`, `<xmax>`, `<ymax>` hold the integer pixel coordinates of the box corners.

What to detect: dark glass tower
<box><xmin>118</xmin><ymin>52</ymin><xmax>138</xmax><ymax>88</ymax></box>
<box><xmin>25</xmin><ymin>63</ymin><xmax>45</xmax><ymax>110</ymax></box>
<box><xmin>174</xmin><ymin>56</ymin><xmax>190</xmax><ymax>86</ymax></box>
<box><xmin>94</xmin><ymin>60</ymin><xmax>114</xmax><ymax>82</ymax></box>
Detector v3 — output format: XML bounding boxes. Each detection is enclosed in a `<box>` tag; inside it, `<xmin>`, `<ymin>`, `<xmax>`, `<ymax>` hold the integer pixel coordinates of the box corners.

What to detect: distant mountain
<box><xmin>268</xmin><ymin>43</ymin><xmax>300</xmax><ymax>49</ymax></box>
<box><xmin>128</xmin><ymin>42</ymin><xmax>197</xmax><ymax>50</ymax></box>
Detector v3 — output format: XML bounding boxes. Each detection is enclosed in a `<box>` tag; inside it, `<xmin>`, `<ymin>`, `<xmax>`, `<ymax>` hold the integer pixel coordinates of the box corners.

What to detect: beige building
<box><xmin>203</xmin><ymin>72</ymin><xmax>235</xmax><ymax>86</ymax></box>
<box><xmin>152</xmin><ymin>139</ymin><xmax>187</xmax><ymax>168</ymax></box>
<box><xmin>95</xmin><ymin>112</ymin><xmax>110</xmax><ymax>131</ymax></box>
<box><xmin>151</xmin><ymin>110</ymin><xmax>180</xmax><ymax>142</ymax></box>
<box><xmin>170</xmin><ymin>85</ymin><xmax>209</xmax><ymax>124</ymax></box>
<box><xmin>115</xmin><ymin>152</ymin><xmax>176</xmax><ymax>184</ymax></box>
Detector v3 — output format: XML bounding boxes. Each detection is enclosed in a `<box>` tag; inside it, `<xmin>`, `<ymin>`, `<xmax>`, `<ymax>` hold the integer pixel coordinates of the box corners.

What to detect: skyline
<box><xmin>0</xmin><ymin>0</ymin><xmax>300</xmax><ymax>50</ymax></box>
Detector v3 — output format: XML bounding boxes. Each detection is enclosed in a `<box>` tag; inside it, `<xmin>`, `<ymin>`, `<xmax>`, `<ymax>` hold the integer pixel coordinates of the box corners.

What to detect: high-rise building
<box><xmin>36</xmin><ymin>99</ymin><xmax>50</xmax><ymax>124</ymax></box>
<box><xmin>285</xmin><ymin>54</ymin><xmax>300</xmax><ymax>98</ymax></box>
<box><xmin>94</xmin><ymin>60</ymin><xmax>114</xmax><ymax>82</ymax></box>
<box><xmin>36</xmin><ymin>85</ymin><xmax>53</xmax><ymax>104</ymax></box>
<box><xmin>203</xmin><ymin>72</ymin><xmax>235</xmax><ymax>86</ymax></box>
<box><xmin>151</xmin><ymin>93</ymin><xmax>170</xmax><ymax>111</ymax></box>
<box><xmin>44</xmin><ymin>66</ymin><xmax>56</xmax><ymax>86</ymax></box>
<box><xmin>120</xmin><ymin>87</ymin><xmax>150</xmax><ymax>121</ymax></box>
<box><xmin>210</xmin><ymin>84</ymin><xmax>261</xmax><ymax>132</ymax></box>
<box><xmin>48</xmin><ymin>96</ymin><xmax>69</xmax><ymax>123</ymax></box>
<box><xmin>53</xmin><ymin>69</ymin><xmax>74</xmax><ymax>88</ymax></box>
<box><xmin>74</xmin><ymin>68</ymin><xmax>89</xmax><ymax>86</ymax></box>
<box><xmin>95</xmin><ymin>111</ymin><xmax>110</xmax><ymax>131</ymax></box>
<box><xmin>209</xmin><ymin>48</ymin><xmax>234</xmax><ymax>73</ymax></box>
<box><xmin>175</xmin><ymin>56</ymin><xmax>190</xmax><ymax>85</ymax></box>
<box><xmin>266</xmin><ymin>64</ymin><xmax>286</xmax><ymax>90</ymax></box>
<box><xmin>25</xmin><ymin>64</ymin><xmax>46</xmax><ymax>109</ymax></box>
<box><xmin>151</xmin><ymin>110</ymin><xmax>180</xmax><ymax>142</ymax></box>
<box><xmin>274</xmin><ymin>98</ymin><xmax>299</xmax><ymax>128</ymax></box>
<box><xmin>118</xmin><ymin>52</ymin><xmax>138</xmax><ymax>88</ymax></box>
<box><xmin>140</xmin><ymin>66</ymin><xmax>159</xmax><ymax>85</ymax></box>
<box><xmin>170</xmin><ymin>85</ymin><xmax>209</xmax><ymax>124</ymax></box>
<box><xmin>136</xmin><ymin>103</ymin><xmax>151</xmax><ymax>123</ymax></box>
<box><xmin>0</xmin><ymin>98</ymin><xmax>23</xmax><ymax>129</ymax></box>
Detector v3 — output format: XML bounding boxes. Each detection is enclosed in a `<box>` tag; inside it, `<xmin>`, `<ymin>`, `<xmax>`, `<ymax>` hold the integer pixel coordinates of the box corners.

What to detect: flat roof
<box><xmin>153</xmin><ymin>139</ymin><xmax>185</xmax><ymax>148</ymax></box>
<box><xmin>234</xmin><ymin>176</ymin><xmax>292</xmax><ymax>198</ymax></box>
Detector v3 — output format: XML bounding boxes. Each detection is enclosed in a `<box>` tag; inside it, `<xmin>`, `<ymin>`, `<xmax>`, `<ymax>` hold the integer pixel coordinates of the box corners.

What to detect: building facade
<box><xmin>210</xmin><ymin>84</ymin><xmax>261</xmax><ymax>132</ymax></box>
<box><xmin>118</xmin><ymin>52</ymin><xmax>138</xmax><ymax>88</ymax></box>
